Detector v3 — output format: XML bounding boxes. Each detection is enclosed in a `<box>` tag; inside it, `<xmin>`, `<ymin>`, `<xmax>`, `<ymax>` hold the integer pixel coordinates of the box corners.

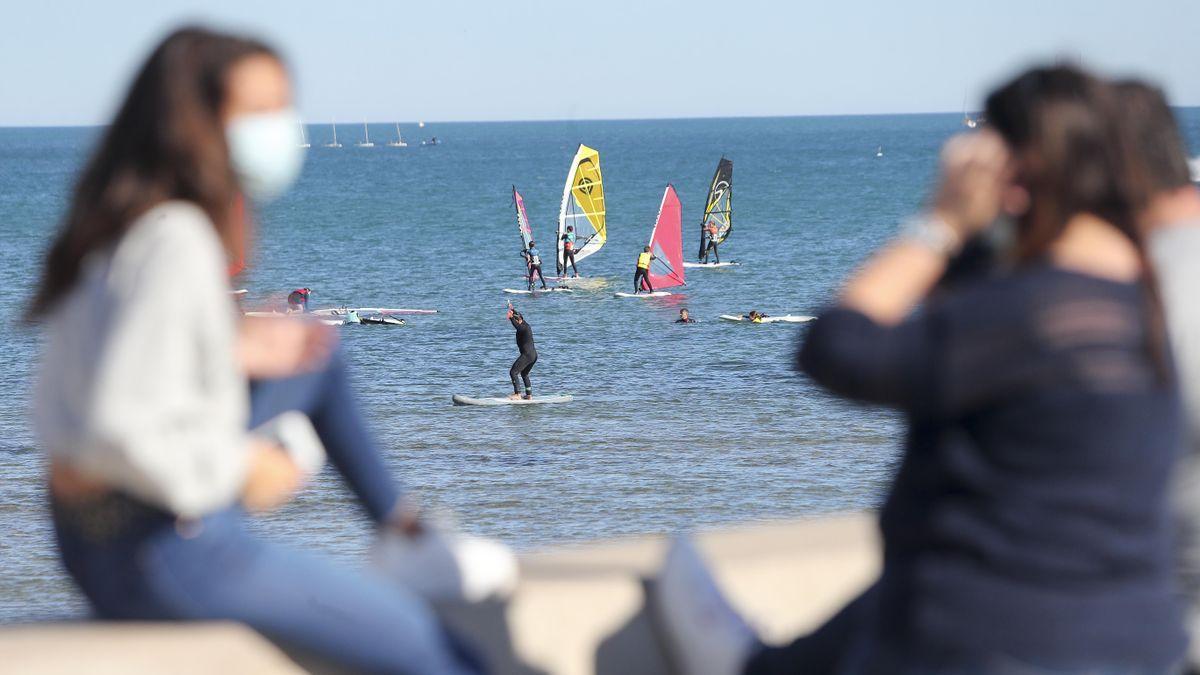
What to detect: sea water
<box><xmin>2</xmin><ymin>113</ymin><xmax>1197</xmax><ymax>620</ymax></box>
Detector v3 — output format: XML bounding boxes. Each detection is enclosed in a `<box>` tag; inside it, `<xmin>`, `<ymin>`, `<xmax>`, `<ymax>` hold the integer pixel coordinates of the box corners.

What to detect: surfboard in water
<box><xmin>642</xmin><ymin>184</ymin><xmax>685</xmax><ymax>292</ymax></box>
<box><xmin>697</xmin><ymin>157</ymin><xmax>733</xmax><ymax>261</ymax></box>
<box><xmin>452</xmin><ymin>394</ymin><xmax>574</xmax><ymax>406</ymax></box>
<box><xmin>557</xmin><ymin>144</ymin><xmax>606</xmax><ymax>275</ymax></box>
<box><xmin>719</xmin><ymin>314</ymin><xmax>815</xmax><ymax>323</ymax></box>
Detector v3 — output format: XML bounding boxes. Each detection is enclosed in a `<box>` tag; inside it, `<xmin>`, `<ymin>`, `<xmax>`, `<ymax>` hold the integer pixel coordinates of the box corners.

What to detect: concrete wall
<box><xmin>0</xmin><ymin>513</ymin><xmax>880</xmax><ymax>674</ymax></box>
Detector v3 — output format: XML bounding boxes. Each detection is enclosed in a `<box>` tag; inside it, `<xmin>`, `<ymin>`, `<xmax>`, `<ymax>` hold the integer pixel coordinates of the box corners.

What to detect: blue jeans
<box><xmin>53</xmin><ymin>350</ymin><xmax>482</xmax><ymax>674</ymax></box>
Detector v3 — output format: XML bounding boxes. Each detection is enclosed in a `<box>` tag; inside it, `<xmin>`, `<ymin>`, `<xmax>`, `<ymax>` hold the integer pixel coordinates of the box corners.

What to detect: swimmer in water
<box><xmin>676</xmin><ymin>308</ymin><xmax>696</xmax><ymax>324</ymax></box>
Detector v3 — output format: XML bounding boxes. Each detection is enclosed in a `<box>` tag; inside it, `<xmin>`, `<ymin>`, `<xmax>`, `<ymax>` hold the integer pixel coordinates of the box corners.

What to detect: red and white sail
<box><xmin>644</xmin><ymin>184</ymin><xmax>685</xmax><ymax>290</ymax></box>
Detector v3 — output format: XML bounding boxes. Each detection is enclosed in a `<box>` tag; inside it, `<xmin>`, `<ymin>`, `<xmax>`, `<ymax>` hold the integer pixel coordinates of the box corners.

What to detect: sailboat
<box><xmin>386</xmin><ymin>123</ymin><xmax>408</xmax><ymax>147</ymax></box>
<box><xmin>299</xmin><ymin>124</ymin><xmax>311</xmax><ymax>148</ymax></box>
<box><xmin>356</xmin><ymin>122</ymin><xmax>375</xmax><ymax>147</ymax></box>
<box><xmin>503</xmin><ymin>187</ymin><xmax>572</xmax><ymax>295</ymax></box>
<box><xmin>615</xmin><ymin>184</ymin><xmax>685</xmax><ymax>298</ymax></box>
<box><xmin>556</xmin><ymin>144</ymin><xmax>606</xmax><ymax>278</ymax></box>
<box><xmin>875</xmin><ymin>145</ymin><xmax>884</xmax><ymax>158</ymax></box>
<box><xmin>324</xmin><ymin>122</ymin><xmax>342</xmax><ymax>148</ymax></box>
<box><xmin>684</xmin><ymin>158</ymin><xmax>737</xmax><ymax>268</ymax></box>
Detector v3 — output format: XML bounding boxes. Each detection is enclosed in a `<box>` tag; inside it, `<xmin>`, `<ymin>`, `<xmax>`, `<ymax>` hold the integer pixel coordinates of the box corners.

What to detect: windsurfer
<box><xmin>701</xmin><ymin>220</ymin><xmax>721</xmax><ymax>263</ymax></box>
<box><xmin>287</xmin><ymin>287</ymin><xmax>311</xmax><ymax>313</ymax></box>
<box><xmin>524</xmin><ymin>241</ymin><xmax>548</xmax><ymax>291</ymax></box>
<box><xmin>634</xmin><ymin>246</ymin><xmax>656</xmax><ymax>293</ymax></box>
<box><xmin>561</xmin><ymin>226</ymin><xmax>579</xmax><ymax>277</ymax></box>
<box><xmin>675</xmin><ymin>309</ymin><xmax>696</xmax><ymax>324</ymax></box>
<box><xmin>507</xmin><ymin>303</ymin><xmax>537</xmax><ymax>400</ymax></box>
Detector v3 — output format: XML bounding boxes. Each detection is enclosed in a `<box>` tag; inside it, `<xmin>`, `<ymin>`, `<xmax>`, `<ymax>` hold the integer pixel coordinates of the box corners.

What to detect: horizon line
<box><xmin>6</xmin><ymin>105</ymin><xmax>1199</xmax><ymax>129</ymax></box>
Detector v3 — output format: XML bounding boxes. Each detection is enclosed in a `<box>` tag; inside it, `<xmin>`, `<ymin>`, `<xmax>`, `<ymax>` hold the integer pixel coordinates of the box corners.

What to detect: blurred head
<box><xmin>985</xmin><ymin>65</ymin><xmax>1148</xmax><ymax>261</ymax></box>
<box><xmin>32</xmin><ymin>26</ymin><xmax>293</xmax><ymax>316</ymax></box>
<box><xmin>1110</xmin><ymin>80</ymin><xmax>1199</xmax><ymax>232</ymax></box>
<box><xmin>643</xmin><ymin>246</ymin><xmax>651</xmax><ymax>252</ymax></box>
<box><xmin>567</xmin><ymin>226</ymin><xmax>574</xmax><ymax>232</ymax></box>
<box><xmin>1111</xmin><ymin>80</ymin><xmax>1191</xmax><ymax>195</ymax></box>
<box><xmin>528</xmin><ymin>240</ymin><xmax>535</xmax><ymax>248</ymax></box>
<box><xmin>679</xmin><ymin>309</ymin><xmax>689</xmax><ymax>318</ymax></box>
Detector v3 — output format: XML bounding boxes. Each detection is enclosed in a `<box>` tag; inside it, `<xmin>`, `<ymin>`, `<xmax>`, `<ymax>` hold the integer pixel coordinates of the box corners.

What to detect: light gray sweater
<box><xmin>35</xmin><ymin>201</ymin><xmax>248</xmax><ymax>518</ymax></box>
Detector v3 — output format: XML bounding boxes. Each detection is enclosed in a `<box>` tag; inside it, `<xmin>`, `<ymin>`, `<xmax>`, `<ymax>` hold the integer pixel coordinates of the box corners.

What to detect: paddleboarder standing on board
<box><xmin>634</xmin><ymin>246</ymin><xmax>657</xmax><ymax>294</ymax></box>
<box><xmin>507</xmin><ymin>302</ymin><xmax>537</xmax><ymax>400</ymax></box>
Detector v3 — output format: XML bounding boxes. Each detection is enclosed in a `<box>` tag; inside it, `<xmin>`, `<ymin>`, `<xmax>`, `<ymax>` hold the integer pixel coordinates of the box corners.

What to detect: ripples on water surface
<box><xmin>3</xmin><ymin>112</ymin><xmax>1197</xmax><ymax>620</ymax></box>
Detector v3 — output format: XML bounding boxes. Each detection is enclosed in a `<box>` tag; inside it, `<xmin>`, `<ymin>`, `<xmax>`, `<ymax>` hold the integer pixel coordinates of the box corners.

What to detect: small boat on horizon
<box><xmin>356</xmin><ymin>122</ymin><xmax>375</xmax><ymax>148</ymax></box>
<box><xmin>875</xmin><ymin>145</ymin><xmax>884</xmax><ymax>158</ymax></box>
<box><xmin>299</xmin><ymin>124</ymin><xmax>311</xmax><ymax>148</ymax></box>
<box><xmin>386</xmin><ymin>123</ymin><xmax>408</xmax><ymax>147</ymax></box>
<box><xmin>324</xmin><ymin>121</ymin><xmax>342</xmax><ymax>148</ymax></box>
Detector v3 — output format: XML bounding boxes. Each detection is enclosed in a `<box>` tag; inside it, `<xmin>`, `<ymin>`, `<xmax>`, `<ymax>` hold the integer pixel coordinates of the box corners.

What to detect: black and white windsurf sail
<box><xmin>697</xmin><ymin>157</ymin><xmax>733</xmax><ymax>260</ymax></box>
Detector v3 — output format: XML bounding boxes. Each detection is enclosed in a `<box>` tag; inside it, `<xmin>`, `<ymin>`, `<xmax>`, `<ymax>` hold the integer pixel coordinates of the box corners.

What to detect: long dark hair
<box><xmin>985</xmin><ymin>65</ymin><xmax>1168</xmax><ymax>377</ymax></box>
<box><xmin>30</xmin><ymin>26</ymin><xmax>279</xmax><ymax>316</ymax></box>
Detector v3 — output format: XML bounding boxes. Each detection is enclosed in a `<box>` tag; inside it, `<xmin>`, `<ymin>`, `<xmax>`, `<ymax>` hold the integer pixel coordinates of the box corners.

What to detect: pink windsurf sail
<box><xmin>513</xmin><ymin>186</ymin><xmax>534</xmax><ymax>250</ymax></box>
<box><xmin>644</xmin><ymin>184</ymin><xmax>685</xmax><ymax>290</ymax></box>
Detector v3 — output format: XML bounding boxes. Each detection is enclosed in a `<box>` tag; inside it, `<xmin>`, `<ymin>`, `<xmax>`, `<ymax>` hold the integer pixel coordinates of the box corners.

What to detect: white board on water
<box><xmin>719</xmin><ymin>314</ymin><xmax>815</xmax><ymax>323</ymax></box>
<box><xmin>311</xmin><ymin>307</ymin><xmax>438</xmax><ymax>316</ymax></box>
<box><xmin>452</xmin><ymin>394</ymin><xmax>574</xmax><ymax>406</ymax></box>
<box><xmin>613</xmin><ymin>291</ymin><xmax>672</xmax><ymax>298</ymax></box>
<box><xmin>502</xmin><ymin>287</ymin><xmax>575</xmax><ymax>295</ymax></box>
<box><xmin>682</xmin><ymin>261</ymin><xmax>740</xmax><ymax>268</ymax></box>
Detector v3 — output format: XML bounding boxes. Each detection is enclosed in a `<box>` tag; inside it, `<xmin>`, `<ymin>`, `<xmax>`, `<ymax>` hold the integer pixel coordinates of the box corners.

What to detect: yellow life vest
<box><xmin>637</xmin><ymin>251</ymin><xmax>652</xmax><ymax>269</ymax></box>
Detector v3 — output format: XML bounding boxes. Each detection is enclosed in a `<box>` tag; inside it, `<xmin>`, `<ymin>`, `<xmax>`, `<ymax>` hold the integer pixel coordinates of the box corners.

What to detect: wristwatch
<box><xmin>899</xmin><ymin>213</ymin><xmax>961</xmax><ymax>256</ymax></box>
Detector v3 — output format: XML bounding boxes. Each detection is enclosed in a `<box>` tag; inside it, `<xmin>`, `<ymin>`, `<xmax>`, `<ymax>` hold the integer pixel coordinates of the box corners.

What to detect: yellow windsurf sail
<box><xmin>557</xmin><ymin>144</ymin><xmax>606</xmax><ymax>273</ymax></box>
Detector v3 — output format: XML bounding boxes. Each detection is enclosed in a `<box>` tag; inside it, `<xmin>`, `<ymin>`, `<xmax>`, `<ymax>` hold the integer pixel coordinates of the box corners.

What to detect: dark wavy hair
<box><xmin>30</xmin><ymin>26</ymin><xmax>279</xmax><ymax>317</ymax></box>
<box><xmin>985</xmin><ymin>64</ymin><xmax>1167</xmax><ymax>377</ymax></box>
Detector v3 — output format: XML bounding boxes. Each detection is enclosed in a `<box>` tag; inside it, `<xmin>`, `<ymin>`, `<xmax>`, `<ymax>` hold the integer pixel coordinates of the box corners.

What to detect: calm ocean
<box><xmin>2</xmin><ymin>113</ymin><xmax>1197</xmax><ymax>621</ymax></box>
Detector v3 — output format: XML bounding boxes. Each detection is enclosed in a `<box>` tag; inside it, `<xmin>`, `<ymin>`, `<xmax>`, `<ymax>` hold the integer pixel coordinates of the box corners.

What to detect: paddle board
<box><xmin>719</xmin><ymin>314</ymin><xmax>815</xmax><ymax>323</ymax></box>
<box><xmin>311</xmin><ymin>307</ymin><xmax>437</xmax><ymax>316</ymax></box>
<box><xmin>614</xmin><ymin>291</ymin><xmax>672</xmax><ymax>298</ymax></box>
<box><xmin>503</xmin><ymin>287</ymin><xmax>575</xmax><ymax>295</ymax></box>
<box><xmin>682</xmin><ymin>261</ymin><xmax>740</xmax><ymax>268</ymax></box>
<box><xmin>452</xmin><ymin>394</ymin><xmax>574</xmax><ymax>406</ymax></box>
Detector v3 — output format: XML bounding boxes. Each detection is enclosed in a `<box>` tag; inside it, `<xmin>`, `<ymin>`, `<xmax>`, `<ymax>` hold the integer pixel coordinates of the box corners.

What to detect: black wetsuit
<box><xmin>560</xmin><ymin>240</ymin><xmax>579</xmax><ymax>277</ymax></box>
<box><xmin>675</xmin><ymin>318</ymin><xmax>696</xmax><ymax>323</ymax></box>
<box><xmin>633</xmin><ymin>266</ymin><xmax>653</xmax><ymax>293</ymax></box>
<box><xmin>509</xmin><ymin>316</ymin><xmax>538</xmax><ymax>395</ymax></box>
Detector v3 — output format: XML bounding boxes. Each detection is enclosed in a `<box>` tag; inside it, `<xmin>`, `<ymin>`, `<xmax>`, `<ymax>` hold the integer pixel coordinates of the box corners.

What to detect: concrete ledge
<box><xmin>0</xmin><ymin>513</ymin><xmax>880</xmax><ymax>674</ymax></box>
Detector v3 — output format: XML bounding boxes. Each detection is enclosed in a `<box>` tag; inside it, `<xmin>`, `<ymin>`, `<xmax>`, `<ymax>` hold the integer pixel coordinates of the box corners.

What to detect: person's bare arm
<box><xmin>838</xmin><ymin>131</ymin><xmax>1012</xmax><ymax>326</ymax></box>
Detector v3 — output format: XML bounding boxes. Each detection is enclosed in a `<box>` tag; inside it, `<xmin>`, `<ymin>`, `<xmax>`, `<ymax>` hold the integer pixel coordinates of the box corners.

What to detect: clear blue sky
<box><xmin>2</xmin><ymin>0</ymin><xmax>1197</xmax><ymax>126</ymax></box>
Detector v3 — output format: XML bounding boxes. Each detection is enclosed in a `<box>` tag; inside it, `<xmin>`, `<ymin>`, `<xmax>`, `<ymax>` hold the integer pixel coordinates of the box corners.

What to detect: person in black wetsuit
<box><xmin>506</xmin><ymin>304</ymin><xmax>537</xmax><ymax>400</ymax></box>
<box><xmin>675</xmin><ymin>308</ymin><xmax>696</xmax><ymax>323</ymax></box>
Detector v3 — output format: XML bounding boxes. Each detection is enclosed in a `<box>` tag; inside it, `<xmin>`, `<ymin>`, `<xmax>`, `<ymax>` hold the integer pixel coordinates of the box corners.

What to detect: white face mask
<box><xmin>226</xmin><ymin>108</ymin><xmax>305</xmax><ymax>203</ymax></box>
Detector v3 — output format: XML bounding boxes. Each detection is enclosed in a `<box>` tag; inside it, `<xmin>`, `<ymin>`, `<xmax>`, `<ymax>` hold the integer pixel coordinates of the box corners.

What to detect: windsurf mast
<box><xmin>697</xmin><ymin>157</ymin><xmax>733</xmax><ymax>260</ymax></box>
<box><xmin>557</xmin><ymin>144</ymin><xmax>606</xmax><ymax>274</ymax></box>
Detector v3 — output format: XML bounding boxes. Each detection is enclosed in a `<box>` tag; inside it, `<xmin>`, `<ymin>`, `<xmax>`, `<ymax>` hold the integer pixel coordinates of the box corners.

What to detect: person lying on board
<box><xmin>702</xmin><ymin>220</ymin><xmax>721</xmax><ymax>263</ymax></box>
<box><xmin>634</xmin><ymin>246</ymin><xmax>657</xmax><ymax>293</ymax></box>
<box><xmin>561</xmin><ymin>226</ymin><xmax>579</xmax><ymax>277</ymax></box>
<box><xmin>506</xmin><ymin>302</ymin><xmax>537</xmax><ymax>400</ymax></box>
<box><xmin>287</xmin><ymin>287</ymin><xmax>311</xmax><ymax>313</ymax></box>
<box><xmin>675</xmin><ymin>309</ymin><xmax>696</xmax><ymax>323</ymax></box>
<box><xmin>745</xmin><ymin>310</ymin><xmax>769</xmax><ymax>323</ymax></box>
<box><xmin>523</xmin><ymin>241</ymin><xmax>547</xmax><ymax>292</ymax></box>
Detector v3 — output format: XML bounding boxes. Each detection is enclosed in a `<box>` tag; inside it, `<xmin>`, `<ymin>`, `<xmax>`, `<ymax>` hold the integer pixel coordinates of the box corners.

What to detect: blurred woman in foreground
<box><xmin>31</xmin><ymin>27</ymin><xmax>479</xmax><ymax>673</ymax></box>
<box><xmin>654</xmin><ymin>66</ymin><xmax>1185</xmax><ymax>674</ymax></box>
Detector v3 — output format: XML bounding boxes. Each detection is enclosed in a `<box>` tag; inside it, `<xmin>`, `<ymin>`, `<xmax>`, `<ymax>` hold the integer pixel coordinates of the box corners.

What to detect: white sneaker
<box><xmin>651</xmin><ymin>537</ymin><xmax>758</xmax><ymax>675</ymax></box>
<box><xmin>372</xmin><ymin>523</ymin><xmax>518</xmax><ymax>603</ymax></box>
